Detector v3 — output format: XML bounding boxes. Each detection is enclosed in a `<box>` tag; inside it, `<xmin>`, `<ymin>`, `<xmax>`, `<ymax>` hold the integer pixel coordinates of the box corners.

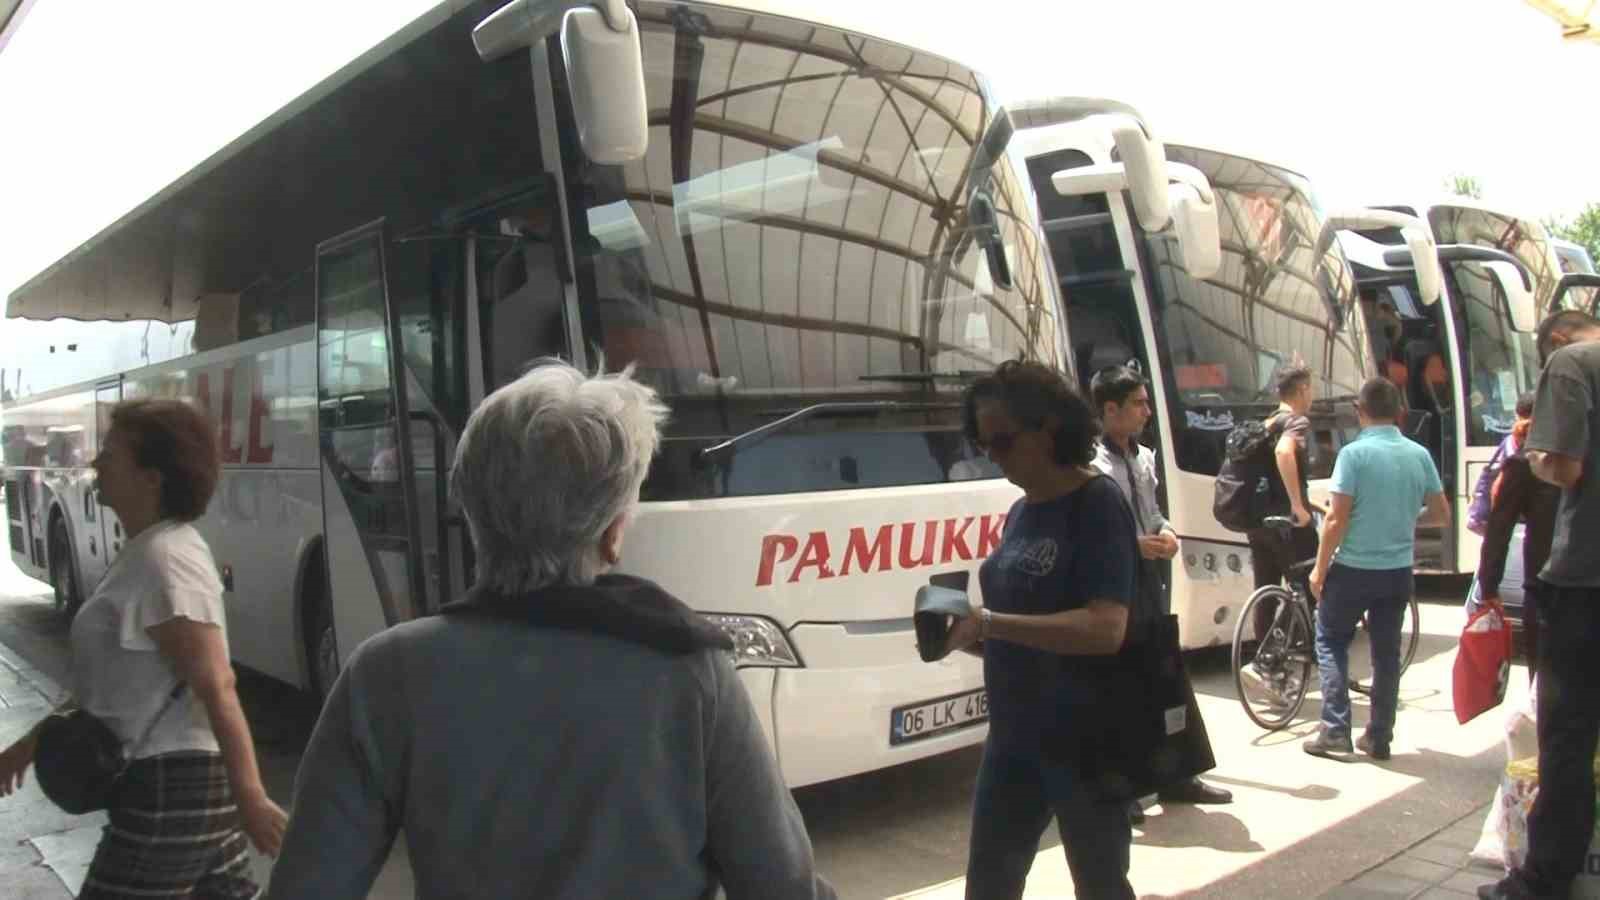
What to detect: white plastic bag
<box><xmin>1470</xmin><ymin>676</ymin><xmax>1539</xmax><ymax>867</ymax></box>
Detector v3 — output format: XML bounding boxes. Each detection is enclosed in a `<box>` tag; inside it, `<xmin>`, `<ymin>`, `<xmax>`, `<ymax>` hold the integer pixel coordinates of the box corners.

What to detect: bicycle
<box><xmin>1231</xmin><ymin>516</ymin><xmax>1421</xmax><ymax>731</ymax></box>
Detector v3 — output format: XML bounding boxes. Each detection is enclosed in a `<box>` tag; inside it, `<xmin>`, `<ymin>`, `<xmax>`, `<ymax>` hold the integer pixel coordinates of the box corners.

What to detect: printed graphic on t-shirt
<box><xmin>1016</xmin><ymin>539</ymin><xmax>1058</xmax><ymax>576</ymax></box>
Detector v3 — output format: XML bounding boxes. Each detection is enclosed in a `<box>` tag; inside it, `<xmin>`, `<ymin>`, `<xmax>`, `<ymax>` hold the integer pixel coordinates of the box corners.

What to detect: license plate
<box><xmin>890</xmin><ymin>688</ymin><xmax>988</xmax><ymax>746</ymax></box>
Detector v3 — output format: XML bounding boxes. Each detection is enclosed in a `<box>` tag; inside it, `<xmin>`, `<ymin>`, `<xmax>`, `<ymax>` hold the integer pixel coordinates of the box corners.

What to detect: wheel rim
<box><xmin>50</xmin><ymin>524</ymin><xmax>73</xmax><ymax>613</ymax></box>
<box><xmin>1234</xmin><ymin>587</ymin><xmax>1309</xmax><ymax>731</ymax></box>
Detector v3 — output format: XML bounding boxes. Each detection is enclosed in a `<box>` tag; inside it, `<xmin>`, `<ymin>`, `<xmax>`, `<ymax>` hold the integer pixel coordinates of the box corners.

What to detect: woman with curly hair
<box><xmin>945</xmin><ymin>360</ymin><xmax>1141</xmax><ymax>900</ymax></box>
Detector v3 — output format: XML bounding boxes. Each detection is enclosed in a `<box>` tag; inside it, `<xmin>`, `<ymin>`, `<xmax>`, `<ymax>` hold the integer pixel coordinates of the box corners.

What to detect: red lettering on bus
<box><xmin>977</xmin><ymin>513</ymin><xmax>1008</xmax><ymax>557</ymax></box>
<box><xmin>246</xmin><ymin>391</ymin><xmax>274</xmax><ymax>464</ymax></box>
<box><xmin>218</xmin><ymin>368</ymin><xmax>242</xmax><ymax>463</ymax></box>
<box><xmin>787</xmin><ymin>532</ymin><xmax>835</xmax><ymax>583</ymax></box>
<box><xmin>840</xmin><ymin>524</ymin><xmax>892</xmax><ymax>576</ymax></box>
<box><xmin>756</xmin><ymin>534</ymin><xmax>800</xmax><ymax>587</ymax></box>
<box><xmin>897</xmin><ymin>520</ymin><xmax>937</xmax><ymax>569</ymax></box>
<box><xmin>940</xmin><ymin>516</ymin><xmax>975</xmax><ymax>563</ymax></box>
<box><xmin>756</xmin><ymin>513</ymin><xmax>1008</xmax><ymax>586</ymax></box>
<box><xmin>192</xmin><ymin>365</ymin><xmax>274</xmax><ymax>464</ymax></box>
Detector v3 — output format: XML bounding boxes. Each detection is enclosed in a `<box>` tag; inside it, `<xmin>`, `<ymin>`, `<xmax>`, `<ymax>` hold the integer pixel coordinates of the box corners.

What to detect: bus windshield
<box><xmin>1141</xmin><ymin>148</ymin><xmax>1365</xmax><ymax>476</ymax></box>
<box><xmin>563</xmin><ymin>4</ymin><xmax>1053</xmax><ymax>499</ymax></box>
<box><xmin>1428</xmin><ymin>206</ymin><xmax>1555</xmax><ymax>444</ymax></box>
<box><xmin>1447</xmin><ymin>260</ymin><xmax>1540</xmax><ymax>443</ymax></box>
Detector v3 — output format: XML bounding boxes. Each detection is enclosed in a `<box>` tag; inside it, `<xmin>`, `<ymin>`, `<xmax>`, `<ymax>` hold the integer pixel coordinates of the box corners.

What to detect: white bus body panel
<box><xmin>624</xmin><ymin>479</ymin><xmax>1017</xmax><ymax>786</ymax></box>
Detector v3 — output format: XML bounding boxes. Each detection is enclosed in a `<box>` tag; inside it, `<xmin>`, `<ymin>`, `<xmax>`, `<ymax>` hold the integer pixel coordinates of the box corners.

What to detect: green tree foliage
<box><xmin>1447</xmin><ymin>174</ymin><xmax>1484</xmax><ymax>200</ymax></box>
<box><xmin>1545</xmin><ymin>202</ymin><xmax>1600</xmax><ymax>266</ymax></box>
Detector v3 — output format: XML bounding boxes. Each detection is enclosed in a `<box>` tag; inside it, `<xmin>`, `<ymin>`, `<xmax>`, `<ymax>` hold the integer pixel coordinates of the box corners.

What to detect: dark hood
<box><xmin>440</xmin><ymin>574</ymin><xmax>733</xmax><ymax>655</ymax></box>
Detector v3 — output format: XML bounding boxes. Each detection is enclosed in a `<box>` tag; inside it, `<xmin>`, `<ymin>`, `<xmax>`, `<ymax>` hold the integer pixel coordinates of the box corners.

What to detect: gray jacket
<box><xmin>267</xmin><ymin>576</ymin><xmax>834</xmax><ymax>900</ymax></box>
<box><xmin>1092</xmin><ymin>438</ymin><xmax>1173</xmax><ymax>538</ymax></box>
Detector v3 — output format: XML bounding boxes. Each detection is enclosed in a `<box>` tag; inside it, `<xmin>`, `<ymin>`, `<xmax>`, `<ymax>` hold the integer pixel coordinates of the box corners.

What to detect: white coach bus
<box><xmin>1012</xmin><ymin>118</ymin><xmax>1435</xmax><ymax>649</ymax></box>
<box><xmin>1334</xmin><ymin>202</ymin><xmax>1600</xmax><ymax>576</ymax></box>
<box><xmin>1</xmin><ymin>0</ymin><xmax>1199</xmax><ymax>786</ymax></box>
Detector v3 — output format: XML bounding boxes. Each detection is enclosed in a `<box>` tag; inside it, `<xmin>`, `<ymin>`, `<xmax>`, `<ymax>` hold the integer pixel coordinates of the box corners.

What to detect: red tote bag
<box><xmin>1453</xmin><ymin>599</ymin><xmax>1513</xmax><ymax>724</ymax></box>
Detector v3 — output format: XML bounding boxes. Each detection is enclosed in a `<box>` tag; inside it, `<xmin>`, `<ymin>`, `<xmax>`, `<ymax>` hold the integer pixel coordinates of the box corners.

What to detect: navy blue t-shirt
<box><xmin>978</xmin><ymin>476</ymin><xmax>1140</xmax><ymax>750</ymax></box>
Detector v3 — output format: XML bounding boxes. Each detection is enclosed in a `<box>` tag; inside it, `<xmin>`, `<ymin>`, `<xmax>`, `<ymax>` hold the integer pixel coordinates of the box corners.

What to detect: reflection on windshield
<box><xmin>562</xmin><ymin>3</ymin><xmax>1047</xmax><ymax>499</ymax></box>
<box><xmin>1427</xmin><ymin>207</ymin><xmax>1555</xmax><ymax>446</ymax></box>
<box><xmin>574</xmin><ymin>5</ymin><xmax>1055</xmax><ymax>405</ymax></box>
<box><xmin>1448</xmin><ymin>261</ymin><xmax>1540</xmax><ymax>443</ymax></box>
<box><xmin>1142</xmin><ymin>148</ymin><xmax>1364</xmax><ymax>476</ymax></box>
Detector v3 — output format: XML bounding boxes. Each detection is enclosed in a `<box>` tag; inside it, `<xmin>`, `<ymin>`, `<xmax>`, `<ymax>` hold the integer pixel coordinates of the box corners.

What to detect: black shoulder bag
<box><xmin>34</xmin><ymin>683</ymin><xmax>187</xmax><ymax>815</ymax></box>
<box><xmin>1054</xmin><ymin>477</ymin><xmax>1216</xmax><ymax>800</ymax></box>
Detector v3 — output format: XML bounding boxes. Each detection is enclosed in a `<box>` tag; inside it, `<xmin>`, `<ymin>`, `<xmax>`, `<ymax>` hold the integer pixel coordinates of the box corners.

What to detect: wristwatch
<box><xmin>978</xmin><ymin>607</ymin><xmax>993</xmax><ymax>641</ymax></box>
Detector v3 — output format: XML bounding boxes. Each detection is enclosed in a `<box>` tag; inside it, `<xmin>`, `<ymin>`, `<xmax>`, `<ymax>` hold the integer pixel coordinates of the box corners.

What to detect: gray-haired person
<box><xmin>268</xmin><ymin>361</ymin><xmax>835</xmax><ymax>900</ymax></box>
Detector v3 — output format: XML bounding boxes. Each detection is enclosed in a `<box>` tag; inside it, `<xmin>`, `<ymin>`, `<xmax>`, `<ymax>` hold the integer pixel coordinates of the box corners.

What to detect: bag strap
<box><xmin>125</xmin><ymin>682</ymin><xmax>187</xmax><ymax>762</ymax></box>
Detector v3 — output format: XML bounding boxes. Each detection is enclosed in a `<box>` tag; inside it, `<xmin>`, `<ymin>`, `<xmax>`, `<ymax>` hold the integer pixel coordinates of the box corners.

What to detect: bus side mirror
<box><xmin>1552</xmin><ymin>272</ymin><xmax>1600</xmax><ymax>316</ymax></box>
<box><xmin>474</xmin><ymin>0</ymin><xmax>648</xmax><ymax>165</ymax></box>
<box><xmin>1009</xmin><ymin>98</ymin><xmax>1169</xmax><ymax>231</ymax></box>
<box><xmin>1404</xmin><ymin>226</ymin><xmax>1443</xmax><ymax>307</ymax></box>
<box><xmin>1486</xmin><ymin>261</ymin><xmax>1538</xmax><ymax>332</ymax></box>
<box><xmin>1315</xmin><ymin>209</ymin><xmax>1443</xmax><ymax>306</ymax></box>
<box><xmin>1166</xmin><ymin>163</ymin><xmax>1220</xmax><ymax>280</ymax></box>
<box><xmin>1107</xmin><ymin>118</ymin><xmax>1170</xmax><ymax>233</ymax></box>
<box><xmin>968</xmin><ymin>190</ymin><xmax>1014</xmax><ymax>291</ymax></box>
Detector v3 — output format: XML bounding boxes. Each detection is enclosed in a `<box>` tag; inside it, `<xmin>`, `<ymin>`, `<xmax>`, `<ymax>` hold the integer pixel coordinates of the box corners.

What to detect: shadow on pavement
<box><xmin>1186</xmin><ymin>744</ymin><xmax>1503</xmax><ymax>900</ymax></box>
<box><xmin>1202</xmin><ymin>773</ymin><xmax>1340</xmax><ymax>801</ymax></box>
<box><xmin>1137</xmin><ymin>805</ymin><xmax>1264</xmax><ymax>853</ymax></box>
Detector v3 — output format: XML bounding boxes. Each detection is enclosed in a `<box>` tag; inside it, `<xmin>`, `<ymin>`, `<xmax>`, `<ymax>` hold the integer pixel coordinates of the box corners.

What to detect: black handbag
<box><xmin>34</xmin><ymin>683</ymin><xmax>186</xmax><ymax>815</ymax></box>
<box><xmin>1059</xmin><ymin>614</ymin><xmax>1217</xmax><ymax>801</ymax></box>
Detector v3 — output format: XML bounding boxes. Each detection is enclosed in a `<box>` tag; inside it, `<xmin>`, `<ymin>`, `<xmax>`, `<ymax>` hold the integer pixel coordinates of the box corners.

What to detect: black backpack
<box><xmin>1212</xmin><ymin>416</ymin><xmax>1287</xmax><ymax>533</ymax></box>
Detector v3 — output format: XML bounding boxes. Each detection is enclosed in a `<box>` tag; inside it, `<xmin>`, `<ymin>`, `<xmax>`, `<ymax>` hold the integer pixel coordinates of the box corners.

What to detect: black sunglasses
<box><xmin>976</xmin><ymin>429</ymin><xmax>1028</xmax><ymax>454</ymax></box>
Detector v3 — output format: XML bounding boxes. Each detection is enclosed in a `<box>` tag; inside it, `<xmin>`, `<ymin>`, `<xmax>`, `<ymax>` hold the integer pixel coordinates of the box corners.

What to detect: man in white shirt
<box><xmin>1090</xmin><ymin>366</ymin><xmax>1231</xmax><ymax>820</ymax></box>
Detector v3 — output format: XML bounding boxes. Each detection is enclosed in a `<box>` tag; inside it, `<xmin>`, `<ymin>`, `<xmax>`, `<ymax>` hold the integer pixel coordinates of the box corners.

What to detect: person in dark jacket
<box><xmin>1473</xmin><ymin>397</ymin><xmax>1559</xmax><ymax>683</ymax></box>
<box><xmin>267</xmin><ymin>360</ymin><xmax>834</xmax><ymax>900</ymax></box>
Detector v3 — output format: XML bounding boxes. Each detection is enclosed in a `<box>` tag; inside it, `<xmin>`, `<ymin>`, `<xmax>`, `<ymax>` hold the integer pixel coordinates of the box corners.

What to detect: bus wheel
<box><xmin>303</xmin><ymin>561</ymin><xmax>339</xmax><ymax>700</ymax></box>
<box><xmin>48</xmin><ymin>516</ymin><xmax>83</xmax><ymax>619</ymax></box>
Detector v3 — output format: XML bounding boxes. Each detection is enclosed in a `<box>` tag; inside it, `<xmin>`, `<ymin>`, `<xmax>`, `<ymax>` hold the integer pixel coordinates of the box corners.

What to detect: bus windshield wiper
<box><xmin>696</xmin><ymin>400</ymin><xmax>959</xmax><ymax>466</ymax></box>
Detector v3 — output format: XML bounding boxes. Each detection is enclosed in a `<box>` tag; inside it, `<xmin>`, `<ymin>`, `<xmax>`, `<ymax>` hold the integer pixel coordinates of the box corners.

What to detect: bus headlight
<box><xmin>704</xmin><ymin>614</ymin><xmax>801</xmax><ymax>668</ymax></box>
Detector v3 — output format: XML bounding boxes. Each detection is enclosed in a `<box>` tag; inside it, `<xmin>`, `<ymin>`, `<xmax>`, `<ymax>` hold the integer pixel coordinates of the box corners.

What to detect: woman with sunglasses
<box><xmin>945</xmin><ymin>360</ymin><xmax>1140</xmax><ymax>900</ymax></box>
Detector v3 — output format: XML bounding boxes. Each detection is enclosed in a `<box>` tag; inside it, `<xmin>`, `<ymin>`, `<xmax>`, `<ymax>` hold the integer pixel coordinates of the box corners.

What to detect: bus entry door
<box><xmin>313</xmin><ymin>223</ymin><xmax>430</xmax><ymax>667</ymax></box>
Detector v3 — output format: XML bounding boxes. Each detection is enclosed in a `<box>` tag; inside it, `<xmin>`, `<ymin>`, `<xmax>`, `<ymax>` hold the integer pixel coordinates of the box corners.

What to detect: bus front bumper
<box><xmin>742</xmin><ymin>622</ymin><xmax>990</xmax><ymax>789</ymax></box>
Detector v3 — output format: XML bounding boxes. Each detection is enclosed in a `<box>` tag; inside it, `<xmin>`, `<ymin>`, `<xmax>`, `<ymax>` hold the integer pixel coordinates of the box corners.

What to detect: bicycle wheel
<box><xmin>1399</xmin><ymin>595</ymin><xmax>1421</xmax><ymax>675</ymax></box>
<box><xmin>1233</xmin><ymin>585</ymin><xmax>1315</xmax><ymax>731</ymax></box>
<box><xmin>1351</xmin><ymin>595</ymin><xmax>1421</xmax><ymax>692</ymax></box>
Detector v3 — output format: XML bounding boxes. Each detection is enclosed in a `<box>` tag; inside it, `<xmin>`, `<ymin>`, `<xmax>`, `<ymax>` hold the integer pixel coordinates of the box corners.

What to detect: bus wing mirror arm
<box><xmin>1316</xmin><ymin>208</ymin><xmax>1442</xmax><ymax>306</ymax></box>
<box><xmin>474</xmin><ymin>0</ymin><xmax>648</xmax><ymax>165</ymax></box>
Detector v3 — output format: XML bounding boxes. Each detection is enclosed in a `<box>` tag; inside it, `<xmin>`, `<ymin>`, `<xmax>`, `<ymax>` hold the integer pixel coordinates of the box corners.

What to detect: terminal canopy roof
<box><xmin>1524</xmin><ymin>0</ymin><xmax>1600</xmax><ymax>42</ymax></box>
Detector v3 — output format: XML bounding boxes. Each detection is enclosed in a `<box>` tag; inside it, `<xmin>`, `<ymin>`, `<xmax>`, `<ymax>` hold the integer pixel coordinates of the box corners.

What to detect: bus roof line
<box><xmin>6</xmin><ymin>0</ymin><xmax>470</xmax><ymax>314</ymax></box>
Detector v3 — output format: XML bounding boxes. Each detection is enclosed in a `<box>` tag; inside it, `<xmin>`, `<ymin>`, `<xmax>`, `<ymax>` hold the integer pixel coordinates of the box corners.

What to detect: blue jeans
<box><xmin>1314</xmin><ymin>563</ymin><xmax>1412</xmax><ymax>743</ymax></box>
<box><xmin>966</xmin><ymin>740</ymin><xmax>1133</xmax><ymax>900</ymax></box>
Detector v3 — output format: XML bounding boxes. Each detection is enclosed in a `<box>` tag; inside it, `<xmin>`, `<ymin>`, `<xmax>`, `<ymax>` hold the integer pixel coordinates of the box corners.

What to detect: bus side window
<box><xmin>237</xmin><ymin>269</ymin><xmax>313</xmax><ymax>342</ymax></box>
<box><xmin>479</xmin><ymin>238</ymin><xmax>568</xmax><ymax>391</ymax></box>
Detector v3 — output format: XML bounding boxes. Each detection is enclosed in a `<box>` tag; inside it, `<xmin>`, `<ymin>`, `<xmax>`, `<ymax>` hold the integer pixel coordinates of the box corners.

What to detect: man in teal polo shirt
<box><xmin>1305</xmin><ymin>377</ymin><xmax>1450</xmax><ymax>760</ymax></box>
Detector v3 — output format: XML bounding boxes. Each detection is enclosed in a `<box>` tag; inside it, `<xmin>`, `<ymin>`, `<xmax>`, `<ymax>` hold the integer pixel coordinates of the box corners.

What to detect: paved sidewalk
<box><xmin>1321</xmin><ymin>802</ymin><xmax>1506</xmax><ymax>899</ymax></box>
<box><xmin>0</xmin><ymin>637</ymin><xmax>98</xmax><ymax>899</ymax></box>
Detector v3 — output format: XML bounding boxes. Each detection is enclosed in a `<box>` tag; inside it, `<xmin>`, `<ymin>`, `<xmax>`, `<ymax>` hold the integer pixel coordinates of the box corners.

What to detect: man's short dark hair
<box><xmin>1358</xmin><ymin>377</ymin><xmax>1403</xmax><ymax>421</ymax></box>
<box><xmin>1274</xmin><ymin>362</ymin><xmax>1313</xmax><ymax>400</ymax></box>
<box><xmin>1537</xmin><ymin>309</ymin><xmax>1600</xmax><ymax>364</ymax></box>
<box><xmin>1516</xmin><ymin>391</ymin><xmax>1536</xmax><ymax>419</ymax></box>
<box><xmin>1089</xmin><ymin>366</ymin><xmax>1146</xmax><ymax>412</ymax></box>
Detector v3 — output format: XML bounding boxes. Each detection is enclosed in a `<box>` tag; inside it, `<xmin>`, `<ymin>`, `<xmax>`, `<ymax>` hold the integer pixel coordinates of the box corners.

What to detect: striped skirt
<box><xmin>79</xmin><ymin>752</ymin><xmax>259</xmax><ymax>900</ymax></box>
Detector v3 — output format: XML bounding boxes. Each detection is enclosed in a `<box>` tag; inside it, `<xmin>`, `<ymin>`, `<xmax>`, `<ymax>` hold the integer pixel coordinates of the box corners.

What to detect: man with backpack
<box><xmin>1213</xmin><ymin>363</ymin><xmax>1320</xmax><ymax>644</ymax></box>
